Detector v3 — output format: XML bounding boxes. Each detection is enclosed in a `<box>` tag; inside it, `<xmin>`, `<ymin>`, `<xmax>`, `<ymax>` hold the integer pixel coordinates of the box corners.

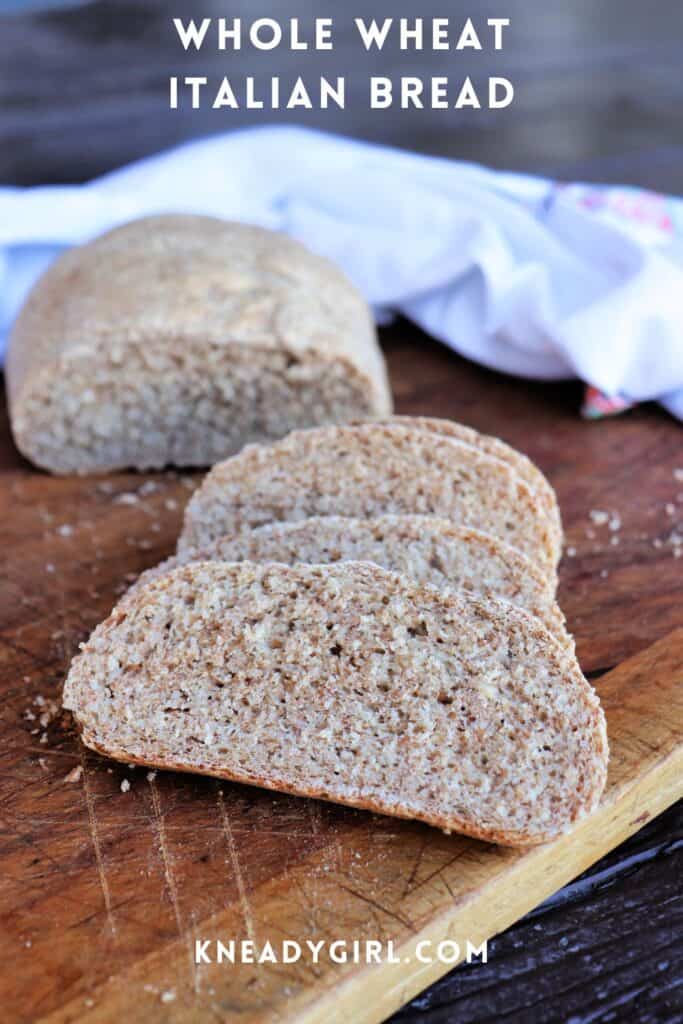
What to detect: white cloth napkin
<box><xmin>2</xmin><ymin>125</ymin><xmax>682</xmax><ymax>419</ymax></box>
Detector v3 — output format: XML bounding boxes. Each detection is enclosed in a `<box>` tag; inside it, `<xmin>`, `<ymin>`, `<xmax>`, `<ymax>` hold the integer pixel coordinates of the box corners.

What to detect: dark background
<box><xmin>2</xmin><ymin>0</ymin><xmax>683</xmax><ymax>190</ymax></box>
<box><xmin>1</xmin><ymin>2</ymin><xmax>682</xmax><ymax>1023</ymax></box>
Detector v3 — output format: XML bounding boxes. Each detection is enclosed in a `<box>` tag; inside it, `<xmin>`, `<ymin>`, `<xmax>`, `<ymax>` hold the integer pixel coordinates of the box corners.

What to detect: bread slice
<box><xmin>6</xmin><ymin>215</ymin><xmax>391</xmax><ymax>474</ymax></box>
<box><xmin>134</xmin><ymin>515</ymin><xmax>568</xmax><ymax>646</ymax></box>
<box><xmin>63</xmin><ymin>561</ymin><xmax>607</xmax><ymax>847</ymax></box>
<box><xmin>390</xmin><ymin>416</ymin><xmax>562</xmax><ymax>553</ymax></box>
<box><xmin>178</xmin><ymin>423</ymin><xmax>559</xmax><ymax>572</ymax></box>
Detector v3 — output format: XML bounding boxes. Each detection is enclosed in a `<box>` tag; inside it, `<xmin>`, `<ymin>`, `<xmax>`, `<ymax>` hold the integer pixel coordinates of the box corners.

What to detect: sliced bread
<box><xmin>390</xmin><ymin>415</ymin><xmax>562</xmax><ymax>552</ymax></box>
<box><xmin>178</xmin><ymin>423</ymin><xmax>559</xmax><ymax>572</ymax></box>
<box><xmin>134</xmin><ymin>514</ymin><xmax>568</xmax><ymax>645</ymax></box>
<box><xmin>63</xmin><ymin>561</ymin><xmax>607</xmax><ymax>847</ymax></box>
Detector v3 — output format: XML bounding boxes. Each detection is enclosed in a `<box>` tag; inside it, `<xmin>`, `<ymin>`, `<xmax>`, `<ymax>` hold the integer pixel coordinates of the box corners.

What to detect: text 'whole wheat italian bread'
<box><xmin>178</xmin><ymin>423</ymin><xmax>560</xmax><ymax>572</ymax></box>
<box><xmin>6</xmin><ymin>215</ymin><xmax>391</xmax><ymax>474</ymax></box>
<box><xmin>63</xmin><ymin>561</ymin><xmax>607</xmax><ymax>847</ymax></box>
<box><xmin>132</xmin><ymin>514</ymin><xmax>569</xmax><ymax>647</ymax></box>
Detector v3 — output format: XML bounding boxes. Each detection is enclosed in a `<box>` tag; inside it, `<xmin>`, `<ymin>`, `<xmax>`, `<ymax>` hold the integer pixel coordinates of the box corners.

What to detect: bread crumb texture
<box><xmin>63</xmin><ymin>561</ymin><xmax>607</xmax><ymax>847</ymax></box>
<box><xmin>179</xmin><ymin>422</ymin><xmax>559</xmax><ymax>571</ymax></box>
<box><xmin>6</xmin><ymin>215</ymin><xmax>391</xmax><ymax>473</ymax></box>
<box><xmin>390</xmin><ymin>415</ymin><xmax>562</xmax><ymax>553</ymax></box>
<box><xmin>135</xmin><ymin>514</ymin><xmax>569</xmax><ymax>647</ymax></box>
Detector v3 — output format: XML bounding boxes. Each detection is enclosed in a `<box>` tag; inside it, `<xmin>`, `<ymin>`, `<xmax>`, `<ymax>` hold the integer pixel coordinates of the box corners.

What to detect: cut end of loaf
<box><xmin>64</xmin><ymin>561</ymin><xmax>607</xmax><ymax>847</ymax></box>
<box><xmin>11</xmin><ymin>345</ymin><xmax>387</xmax><ymax>474</ymax></box>
<box><xmin>6</xmin><ymin>213</ymin><xmax>392</xmax><ymax>474</ymax></box>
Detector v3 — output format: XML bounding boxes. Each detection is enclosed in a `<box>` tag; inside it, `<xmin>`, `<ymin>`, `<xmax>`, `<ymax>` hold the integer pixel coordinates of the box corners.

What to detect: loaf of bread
<box><xmin>133</xmin><ymin>514</ymin><xmax>568</xmax><ymax>645</ymax></box>
<box><xmin>6</xmin><ymin>215</ymin><xmax>392</xmax><ymax>474</ymax></box>
<box><xmin>63</xmin><ymin>561</ymin><xmax>607</xmax><ymax>846</ymax></box>
<box><xmin>390</xmin><ymin>416</ymin><xmax>562</xmax><ymax>553</ymax></box>
<box><xmin>178</xmin><ymin>423</ymin><xmax>560</xmax><ymax>572</ymax></box>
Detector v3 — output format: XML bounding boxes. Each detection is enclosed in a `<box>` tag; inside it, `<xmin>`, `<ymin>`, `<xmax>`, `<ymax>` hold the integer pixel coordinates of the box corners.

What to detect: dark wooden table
<box><xmin>1</xmin><ymin>1</ymin><xmax>682</xmax><ymax>1021</ymax></box>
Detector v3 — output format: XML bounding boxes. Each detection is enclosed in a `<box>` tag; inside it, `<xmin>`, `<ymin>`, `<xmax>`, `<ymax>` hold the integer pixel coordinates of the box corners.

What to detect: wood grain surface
<box><xmin>1</xmin><ymin>329</ymin><xmax>682</xmax><ymax>1023</ymax></box>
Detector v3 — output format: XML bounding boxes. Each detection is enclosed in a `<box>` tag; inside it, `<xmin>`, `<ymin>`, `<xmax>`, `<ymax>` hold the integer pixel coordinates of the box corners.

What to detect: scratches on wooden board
<box><xmin>307</xmin><ymin>800</ymin><xmax>322</xmax><ymax>837</ymax></box>
<box><xmin>148</xmin><ymin>774</ymin><xmax>198</xmax><ymax>987</ymax></box>
<box><xmin>338</xmin><ymin>883</ymin><xmax>414</xmax><ymax>931</ymax></box>
<box><xmin>148</xmin><ymin>775</ymin><xmax>184</xmax><ymax>937</ymax></box>
<box><xmin>217</xmin><ymin>787</ymin><xmax>255</xmax><ymax>943</ymax></box>
<box><xmin>401</xmin><ymin>835</ymin><xmax>428</xmax><ymax>900</ymax></box>
<box><xmin>79</xmin><ymin>747</ymin><xmax>116</xmax><ymax>938</ymax></box>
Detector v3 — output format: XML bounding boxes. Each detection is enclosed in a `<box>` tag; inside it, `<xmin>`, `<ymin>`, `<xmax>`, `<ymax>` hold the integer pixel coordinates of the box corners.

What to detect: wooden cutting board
<box><xmin>1</xmin><ymin>337</ymin><xmax>682</xmax><ymax>1023</ymax></box>
<box><xmin>23</xmin><ymin>632</ymin><xmax>683</xmax><ymax>1024</ymax></box>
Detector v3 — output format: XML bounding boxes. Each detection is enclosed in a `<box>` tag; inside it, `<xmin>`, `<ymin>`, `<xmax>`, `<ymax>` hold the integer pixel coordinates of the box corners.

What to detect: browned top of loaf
<box><xmin>178</xmin><ymin>423</ymin><xmax>557</xmax><ymax>571</ymax></box>
<box><xmin>6</xmin><ymin>214</ymin><xmax>389</xmax><ymax>415</ymax></box>
<box><xmin>390</xmin><ymin>415</ymin><xmax>562</xmax><ymax>548</ymax></box>
<box><xmin>135</xmin><ymin>514</ymin><xmax>566</xmax><ymax>642</ymax></box>
<box><xmin>63</xmin><ymin>560</ymin><xmax>607</xmax><ymax>847</ymax></box>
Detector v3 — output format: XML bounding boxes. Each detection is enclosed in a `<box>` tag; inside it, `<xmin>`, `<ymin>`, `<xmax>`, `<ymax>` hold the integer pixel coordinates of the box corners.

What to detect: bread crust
<box><xmin>72</xmin><ymin>735</ymin><xmax>576</xmax><ymax>848</ymax></box>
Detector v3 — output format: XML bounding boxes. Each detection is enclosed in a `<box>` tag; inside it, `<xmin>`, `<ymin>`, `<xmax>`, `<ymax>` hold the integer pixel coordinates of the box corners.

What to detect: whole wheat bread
<box><xmin>6</xmin><ymin>215</ymin><xmax>391</xmax><ymax>474</ymax></box>
<box><xmin>135</xmin><ymin>514</ymin><xmax>568</xmax><ymax>645</ymax></box>
<box><xmin>390</xmin><ymin>416</ymin><xmax>562</xmax><ymax>553</ymax></box>
<box><xmin>178</xmin><ymin>423</ymin><xmax>559</xmax><ymax>572</ymax></box>
<box><xmin>63</xmin><ymin>561</ymin><xmax>607</xmax><ymax>847</ymax></box>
